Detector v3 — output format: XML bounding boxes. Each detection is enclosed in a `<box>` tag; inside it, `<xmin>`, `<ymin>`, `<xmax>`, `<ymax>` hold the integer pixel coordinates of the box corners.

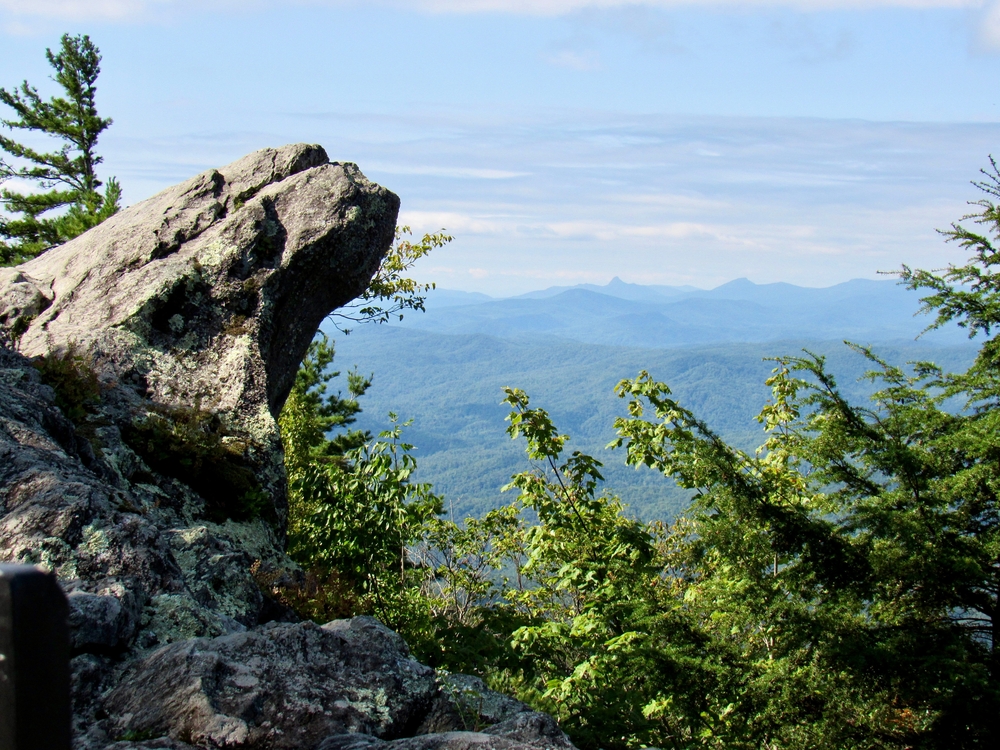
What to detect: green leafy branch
<box><xmin>330</xmin><ymin>225</ymin><xmax>452</xmax><ymax>331</ymax></box>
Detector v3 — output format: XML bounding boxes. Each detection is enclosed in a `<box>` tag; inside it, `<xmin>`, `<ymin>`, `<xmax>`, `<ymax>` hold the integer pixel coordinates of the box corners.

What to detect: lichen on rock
<box><xmin>0</xmin><ymin>143</ymin><xmax>396</xmax><ymax>722</ymax></box>
<box><xmin>0</xmin><ymin>145</ymin><xmax>575</xmax><ymax>750</ymax></box>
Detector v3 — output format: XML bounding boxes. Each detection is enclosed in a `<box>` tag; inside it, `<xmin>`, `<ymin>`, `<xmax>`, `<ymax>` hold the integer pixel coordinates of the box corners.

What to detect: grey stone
<box><xmin>482</xmin><ymin>712</ymin><xmax>575</xmax><ymax>749</ymax></box>
<box><xmin>71</xmin><ymin>652</ymin><xmax>113</xmax><ymax>743</ymax></box>
<box><xmin>103</xmin><ymin>617</ymin><xmax>438</xmax><ymax>749</ymax></box>
<box><xmin>67</xmin><ymin>587</ymin><xmax>141</xmax><ymax>651</ymax></box>
<box><xmin>444</xmin><ymin>674</ymin><xmax>529</xmax><ymax>726</ymax></box>
<box><xmin>317</xmin><ymin>712</ymin><xmax>574</xmax><ymax>750</ymax></box>
<box><xmin>0</xmin><ymin>145</ymin><xmax>397</xmax><ymax>648</ymax></box>
<box><xmin>0</xmin><ymin>268</ymin><xmax>52</xmax><ymax>347</ymax></box>
<box><xmin>0</xmin><ymin>146</ymin><xmax>574</xmax><ymax>750</ymax></box>
<box><xmin>3</xmin><ymin>143</ymin><xmax>399</xmax><ymax>521</ymax></box>
<box><xmin>0</xmin><ymin>146</ymin><xmax>401</xmax><ymax>742</ymax></box>
<box><xmin>418</xmin><ymin>674</ymin><xmax>530</xmax><ymax>734</ymax></box>
<box><xmin>0</xmin><ymin>344</ymin><xmax>179</xmax><ymax>646</ymax></box>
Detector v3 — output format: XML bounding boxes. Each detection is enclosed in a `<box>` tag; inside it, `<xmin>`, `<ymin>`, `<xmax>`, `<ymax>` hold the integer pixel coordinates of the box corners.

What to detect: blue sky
<box><xmin>3</xmin><ymin>1</ymin><xmax>1000</xmax><ymax>295</ymax></box>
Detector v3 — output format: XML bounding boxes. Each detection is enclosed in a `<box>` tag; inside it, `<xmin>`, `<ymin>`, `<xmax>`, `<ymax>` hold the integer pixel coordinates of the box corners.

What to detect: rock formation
<box><xmin>0</xmin><ymin>145</ymin><xmax>574</xmax><ymax>750</ymax></box>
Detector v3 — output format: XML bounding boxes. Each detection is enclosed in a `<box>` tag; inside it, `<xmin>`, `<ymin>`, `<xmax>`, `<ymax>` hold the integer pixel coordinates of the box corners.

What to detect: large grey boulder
<box><xmin>101</xmin><ymin>617</ymin><xmax>437</xmax><ymax>749</ymax></box>
<box><xmin>417</xmin><ymin>674</ymin><xmax>531</xmax><ymax>736</ymax></box>
<box><xmin>0</xmin><ymin>146</ymin><xmax>575</xmax><ymax>750</ymax></box>
<box><xmin>0</xmin><ymin>342</ymin><xmax>181</xmax><ymax>640</ymax></box>
<box><xmin>0</xmin><ymin>145</ymin><xmax>398</xmax><ymax>730</ymax></box>
<box><xmin>92</xmin><ymin>617</ymin><xmax>563</xmax><ymax>750</ymax></box>
<box><xmin>317</xmin><ymin>712</ymin><xmax>575</xmax><ymax>750</ymax></box>
<box><xmin>1</xmin><ymin>143</ymin><xmax>397</xmax><ymax>522</ymax></box>
<box><xmin>0</xmin><ymin>145</ymin><xmax>397</xmax><ymax>651</ymax></box>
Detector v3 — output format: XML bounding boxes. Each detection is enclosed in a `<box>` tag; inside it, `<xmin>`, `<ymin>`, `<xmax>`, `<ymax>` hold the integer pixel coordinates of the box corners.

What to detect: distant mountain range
<box><xmin>403</xmin><ymin>277</ymin><xmax>968</xmax><ymax>348</ymax></box>
<box><xmin>327</xmin><ymin>277</ymin><xmax>979</xmax><ymax>520</ymax></box>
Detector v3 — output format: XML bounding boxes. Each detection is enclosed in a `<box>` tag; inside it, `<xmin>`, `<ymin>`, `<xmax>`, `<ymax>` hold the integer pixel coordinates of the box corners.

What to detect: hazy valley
<box><xmin>330</xmin><ymin>277</ymin><xmax>977</xmax><ymax>520</ymax></box>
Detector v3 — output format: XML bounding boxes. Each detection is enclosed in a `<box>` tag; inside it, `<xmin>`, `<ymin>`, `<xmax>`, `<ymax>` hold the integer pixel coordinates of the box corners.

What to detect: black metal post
<box><xmin>0</xmin><ymin>564</ymin><xmax>71</xmax><ymax>750</ymax></box>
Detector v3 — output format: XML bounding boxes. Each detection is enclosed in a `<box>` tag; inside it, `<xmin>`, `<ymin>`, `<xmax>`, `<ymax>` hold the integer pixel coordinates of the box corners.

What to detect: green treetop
<box><xmin>271</xmin><ymin>152</ymin><xmax>1000</xmax><ymax>749</ymax></box>
<box><xmin>0</xmin><ymin>33</ymin><xmax>121</xmax><ymax>265</ymax></box>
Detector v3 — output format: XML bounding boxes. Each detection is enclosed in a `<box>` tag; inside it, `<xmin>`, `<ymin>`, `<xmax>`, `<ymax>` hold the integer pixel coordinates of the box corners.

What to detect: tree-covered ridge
<box><xmin>331</xmin><ymin>330</ymin><xmax>977</xmax><ymax>520</ymax></box>
<box><xmin>277</xmin><ymin>169</ymin><xmax>1000</xmax><ymax>748</ymax></box>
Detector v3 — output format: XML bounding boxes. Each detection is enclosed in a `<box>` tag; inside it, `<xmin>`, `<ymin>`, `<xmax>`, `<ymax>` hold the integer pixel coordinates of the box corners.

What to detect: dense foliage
<box><xmin>0</xmin><ymin>34</ymin><xmax>120</xmax><ymax>265</ymax></box>
<box><xmin>331</xmin><ymin>331</ymin><xmax>978</xmax><ymax>522</ymax></box>
<box><xmin>279</xmin><ymin>177</ymin><xmax>1000</xmax><ymax>748</ymax></box>
<box><xmin>277</xmin><ymin>223</ymin><xmax>453</xmax><ymax>628</ymax></box>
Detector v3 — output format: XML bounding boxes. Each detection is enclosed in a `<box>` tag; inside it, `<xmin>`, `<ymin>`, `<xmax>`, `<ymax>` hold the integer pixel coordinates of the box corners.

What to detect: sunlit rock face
<box><xmin>1</xmin><ymin>143</ymin><xmax>399</xmax><ymax>521</ymax></box>
<box><xmin>0</xmin><ymin>146</ymin><xmax>575</xmax><ymax>750</ymax></box>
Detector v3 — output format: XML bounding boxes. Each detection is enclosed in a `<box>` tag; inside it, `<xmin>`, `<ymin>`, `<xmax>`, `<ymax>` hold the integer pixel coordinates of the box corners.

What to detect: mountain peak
<box><xmin>714</xmin><ymin>277</ymin><xmax>754</xmax><ymax>290</ymax></box>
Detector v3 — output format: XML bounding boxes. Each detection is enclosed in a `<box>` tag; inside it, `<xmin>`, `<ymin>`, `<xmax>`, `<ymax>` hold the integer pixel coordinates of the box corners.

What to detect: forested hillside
<box><xmin>330</xmin><ymin>278</ymin><xmax>977</xmax><ymax>519</ymax></box>
<box><xmin>286</xmin><ymin>241</ymin><xmax>1000</xmax><ymax>749</ymax></box>
<box><xmin>274</xmin><ymin>164</ymin><xmax>1000</xmax><ymax>750</ymax></box>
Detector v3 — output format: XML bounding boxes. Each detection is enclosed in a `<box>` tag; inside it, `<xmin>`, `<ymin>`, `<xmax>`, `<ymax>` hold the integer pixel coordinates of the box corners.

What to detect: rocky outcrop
<box><xmin>316</xmin><ymin>713</ymin><xmax>575</xmax><ymax>750</ymax></box>
<box><xmin>102</xmin><ymin>618</ymin><xmax>436</xmax><ymax>748</ymax></box>
<box><xmin>95</xmin><ymin>617</ymin><xmax>565</xmax><ymax>750</ymax></box>
<box><xmin>0</xmin><ymin>143</ymin><xmax>396</xmax><ymax>654</ymax></box>
<box><xmin>418</xmin><ymin>674</ymin><xmax>532</xmax><ymax>735</ymax></box>
<box><xmin>0</xmin><ymin>146</ymin><xmax>574</xmax><ymax>750</ymax></box>
<box><xmin>1</xmin><ymin>143</ymin><xmax>398</xmax><ymax>520</ymax></box>
<box><xmin>0</xmin><ymin>342</ymin><xmax>182</xmax><ymax>647</ymax></box>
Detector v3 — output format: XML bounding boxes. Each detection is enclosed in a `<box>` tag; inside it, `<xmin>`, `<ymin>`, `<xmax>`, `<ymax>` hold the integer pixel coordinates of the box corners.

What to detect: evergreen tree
<box><xmin>0</xmin><ymin>33</ymin><xmax>121</xmax><ymax>265</ymax></box>
<box><xmin>279</xmin><ymin>333</ymin><xmax>371</xmax><ymax>478</ymax></box>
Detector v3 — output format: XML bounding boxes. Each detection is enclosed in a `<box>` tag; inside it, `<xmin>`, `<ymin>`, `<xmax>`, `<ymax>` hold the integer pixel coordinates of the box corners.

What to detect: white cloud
<box><xmin>546</xmin><ymin>49</ymin><xmax>602</xmax><ymax>70</ymax></box>
<box><xmin>368</xmin><ymin>164</ymin><xmax>530</xmax><ymax>179</ymax></box>
<box><xmin>407</xmin><ymin>0</ymin><xmax>981</xmax><ymax>12</ymax></box>
<box><xmin>609</xmin><ymin>192</ymin><xmax>730</xmax><ymax>211</ymax></box>
<box><xmin>980</xmin><ymin>1</ymin><xmax>1000</xmax><ymax>49</ymax></box>
<box><xmin>399</xmin><ymin>209</ymin><xmax>820</xmax><ymax>250</ymax></box>
<box><xmin>0</xmin><ymin>0</ymin><xmax>159</xmax><ymax>20</ymax></box>
<box><xmin>0</xmin><ymin>0</ymin><xmax>987</xmax><ymax>22</ymax></box>
<box><xmin>462</xmin><ymin>266</ymin><xmax>617</xmax><ymax>283</ymax></box>
<box><xmin>0</xmin><ymin>0</ymin><xmax>261</xmax><ymax>23</ymax></box>
<box><xmin>398</xmin><ymin>210</ymin><xmax>512</xmax><ymax>235</ymax></box>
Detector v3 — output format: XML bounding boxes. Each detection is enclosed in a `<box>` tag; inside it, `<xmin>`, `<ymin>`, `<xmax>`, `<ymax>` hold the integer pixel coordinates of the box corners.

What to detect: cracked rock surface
<box><xmin>0</xmin><ymin>145</ymin><xmax>575</xmax><ymax>750</ymax></box>
<box><xmin>2</xmin><ymin>143</ymin><xmax>398</xmax><ymax>519</ymax></box>
<box><xmin>102</xmin><ymin>618</ymin><xmax>437</xmax><ymax>750</ymax></box>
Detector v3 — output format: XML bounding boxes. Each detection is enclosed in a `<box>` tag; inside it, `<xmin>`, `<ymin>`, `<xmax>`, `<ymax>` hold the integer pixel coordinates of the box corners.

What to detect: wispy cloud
<box><xmin>406</xmin><ymin>0</ymin><xmax>982</xmax><ymax>12</ymax></box>
<box><xmin>608</xmin><ymin>192</ymin><xmax>730</xmax><ymax>210</ymax></box>
<box><xmin>546</xmin><ymin>49</ymin><xmax>602</xmax><ymax>70</ymax></box>
<box><xmin>368</xmin><ymin>164</ymin><xmax>530</xmax><ymax>179</ymax></box>
<box><xmin>1</xmin><ymin>0</ymin><xmax>161</xmax><ymax>20</ymax></box>
<box><xmin>0</xmin><ymin>0</ymin><xmax>987</xmax><ymax>23</ymax></box>
<box><xmin>398</xmin><ymin>210</ymin><xmax>513</xmax><ymax>235</ymax></box>
<box><xmin>979</xmin><ymin>1</ymin><xmax>1000</xmax><ymax>49</ymax></box>
<box><xmin>462</xmin><ymin>266</ymin><xmax>617</xmax><ymax>283</ymax></box>
<box><xmin>338</xmin><ymin>110</ymin><xmax>997</xmax><ymax>294</ymax></box>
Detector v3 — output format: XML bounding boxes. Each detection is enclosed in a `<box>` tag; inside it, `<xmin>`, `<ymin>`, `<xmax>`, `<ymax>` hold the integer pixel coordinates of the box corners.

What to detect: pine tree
<box><xmin>0</xmin><ymin>34</ymin><xmax>121</xmax><ymax>266</ymax></box>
